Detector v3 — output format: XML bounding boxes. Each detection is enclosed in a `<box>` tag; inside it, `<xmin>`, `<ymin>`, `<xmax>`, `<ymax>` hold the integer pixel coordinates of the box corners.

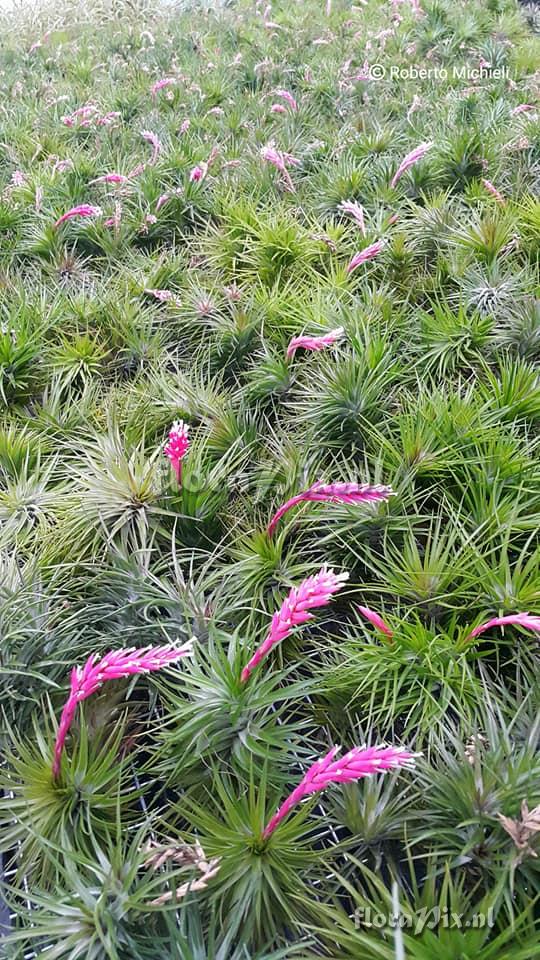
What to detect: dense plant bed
<box><xmin>0</xmin><ymin>0</ymin><xmax>539</xmax><ymax>955</ymax></box>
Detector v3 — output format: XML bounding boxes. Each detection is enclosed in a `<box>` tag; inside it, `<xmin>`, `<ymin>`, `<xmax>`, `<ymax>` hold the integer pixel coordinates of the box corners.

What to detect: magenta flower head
<box><xmin>267</xmin><ymin>481</ymin><xmax>392</xmax><ymax>537</ymax></box>
<box><xmin>481</xmin><ymin>179</ymin><xmax>505</xmax><ymax>205</ymax></box>
<box><xmin>390</xmin><ymin>141</ymin><xmax>432</xmax><ymax>188</ymax></box>
<box><xmin>164</xmin><ymin>420</ymin><xmax>190</xmax><ymax>484</ymax></box>
<box><xmin>357</xmin><ymin>604</ymin><xmax>394</xmax><ymax>638</ymax></box>
<box><xmin>52</xmin><ymin>642</ymin><xmax>193</xmax><ymax>778</ymax></box>
<box><xmin>54</xmin><ymin>204</ymin><xmax>102</xmax><ymax>229</ymax></box>
<box><xmin>241</xmin><ymin>567</ymin><xmax>349</xmax><ymax>683</ymax></box>
<box><xmin>467</xmin><ymin>612</ymin><xmax>540</xmax><ymax>642</ymax></box>
<box><xmin>263</xmin><ymin>744</ymin><xmax>417</xmax><ymax>838</ymax></box>
<box><xmin>338</xmin><ymin>199</ymin><xmax>366</xmax><ymax>235</ymax></box>
<box><xmin>189</xmin><ymin>164</ymin><xmax>207</xmax><ymax>183</ymax></box>
<box><xmin>287</xmin><ymin>327</ymin><xmax>344</xmax><ymax>360</ymax></box>
<box><xmin>346</xmin><ymin>240</ymin><xmax>385</xmax><ymax>274</ymax></box>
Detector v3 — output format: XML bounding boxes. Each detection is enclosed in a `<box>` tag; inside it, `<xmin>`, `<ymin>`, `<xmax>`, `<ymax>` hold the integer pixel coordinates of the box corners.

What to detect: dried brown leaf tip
<box><xmin>464</xmin><ymin>733</ymin><xmax>488</xmax><ymax>765</ymax></box>
<box><xmin>144</xmin><ymin>839</ymin><xmax>221</xmax><ymax>905</ymax></box>
<box><xmin>498</xmin><ymin>801</ymin><xmax>540</xmax><ymax>863</ymax></box>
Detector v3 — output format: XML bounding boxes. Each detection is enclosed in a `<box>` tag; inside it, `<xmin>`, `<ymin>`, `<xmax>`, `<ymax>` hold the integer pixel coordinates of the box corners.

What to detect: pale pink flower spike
<box><xmin>241</xmin><ymin>567</ymin><xmax>349</xmax><ymax>683</ymax></box>
<box><xmin>357</xmin><ymin>605</ymin><xmax>394</xmax><ymax>638</ymax></box>
<box><xmin>390</xmin><ymin>141</ymin><xmax>432</xmax><ymax>188</ymax></box>
<box><xmin>151</xmin><ymin>76</ymin><xmax>176</xmax><ymax>98</ymax></box>
<box><xmin>267</xmin><ymin>481</ymin><xmax>392</xmax><ymax>537</ymax></box>
<box><xmin>263</xmin><ymin>744</ymin><xmax>417</xmax><ymax>838</ymax></box>
<box><xmin>52</xmin><ymin>642</ymin><xmax>193</xmax><ymax>777</ymax></box>
<box><xmin>90</xmin><ymin>173</ymin><xmax>129</xmax><ymax>185</ymax></box>
<box><xmin>467</xmin><ymin>612</ymin><xmax>540</xmax><ymax>642</ymax></box>
<box><xmin>346</xmin><ymin>240</ymin><xmax>385</xmax><ymax>274</ymax></box>
<box><xmin>261</xmin><ymin>144</ymin><xmax>300</xmax><ymax>192</ymax></box>
<box><xmin>164</xmin><ymin>420</ymin><xmax>190</xmax><ymax>484</ymax></box>
<box><xmin>338</xmin><ymin>199</ymin><xmax>366</xmax><ymax>235</ymax></box>
<box><xmin>481</xmin><ymin>179</ymin><xmax>505</xmax><ymax>205</ymax></box>
<box><xmin>274</xmin><ymin>88</ymin><xmax>298</xmax><ymax>111</ymax></box>
<box><xmin>287</xmin><ymin>327</ymin><xmax>344</xmax><ymax>359</ymax></box>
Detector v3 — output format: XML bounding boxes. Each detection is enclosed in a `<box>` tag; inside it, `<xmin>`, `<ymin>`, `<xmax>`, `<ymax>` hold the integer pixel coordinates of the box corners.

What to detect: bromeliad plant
<box><xmin>52</xmin><ymin>642</ymin><xmax>193</xmax><ymax>778</ymax></box>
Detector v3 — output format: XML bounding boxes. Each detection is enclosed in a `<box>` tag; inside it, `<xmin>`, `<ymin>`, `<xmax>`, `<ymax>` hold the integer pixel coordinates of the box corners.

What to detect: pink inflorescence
<box><xmin>263</xmin><ymin>744</ymin><xmax>417</xmax><ymax>838</ymax></box>
<box><xmin>52</xmin><ymin>642</ymin><xmax>192</xmax><ymax>778</ymax></box>
<box><xmin>261</xmin><ymin>144</ymin><xmax>301</xmax><ymax>192</ymax></box>
<box><xmin>481</xmin><ymin>179</ymin><xmax>505</xmax><ymax>205</ymax></box>
<box><xmin>357</xmin><ymin>604</ymin><xmax>394</xmax><ymax>638</ymax></box>
<box><xmin>90</xmin><ymin>172</ymin><xmax>130</xmax><ymax>185</ymax></box>
<box><xmin>286</xmin><ymin>327</ymin><xmax>344</xmax><ymax>359</ymax></box>
<box><xmin>467</xmin><ymin>612</ymin><xmax>540</xmax><ymax>642</ymax></box>
<box><xmin>241</xmin><ymin>567</ymin><xmax>349</xmax><ymax>683</ymax></box>
<box><xmin>338</xmin><ymin>199</ymin><xmax>366</xmax><ymax>235</ymax></box>
<box><xmin>163</xmin><ymin>420</ymin><xmax>190</xmax><ymax>484</ymax></box>
<box><xmin>390</xmin><ymin>141</ymin><xmax>432</xmax><ymax>188</ymax></box>
<box><xmin>54</xmin><ymin>204</ymin><xmax>102</xmax><ymax>228</ymax></box>
<box><xmin>151</xmin><ymin>76</ymin><xmax>176</xmax><ymax>98</ymax></box>
<box><xmin>274</xmin><ymin>88</ymin><xmax>298</xmax><ymax>111</ymax></box>
<box><xmin>267</xmin><ymin>481</ymin><xmax>392</xmax><ymax>537</ymax></box>
<box><xmin>346</xmin><ymin>240</ymin><xmax>385</xmax><ymax>274</ymax></box>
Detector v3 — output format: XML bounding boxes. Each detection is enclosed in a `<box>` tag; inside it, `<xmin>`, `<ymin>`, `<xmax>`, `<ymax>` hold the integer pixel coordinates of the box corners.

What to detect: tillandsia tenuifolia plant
<box><xmin>2</xmin><ymin>0</ymin><xmax>540</xmax><ymax>952</ymax></box>
<box><xmin>52</xmin><ymin>642</ymin><xmax>193</xmax><ymax>777</ymax></box>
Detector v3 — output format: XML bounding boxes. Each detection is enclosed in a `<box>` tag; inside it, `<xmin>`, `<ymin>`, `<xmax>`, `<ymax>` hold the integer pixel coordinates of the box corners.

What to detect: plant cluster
<box><xmin>0</xmin><ymin>0</ymin><xmax>539</xmax><ymax>955</ymax></box>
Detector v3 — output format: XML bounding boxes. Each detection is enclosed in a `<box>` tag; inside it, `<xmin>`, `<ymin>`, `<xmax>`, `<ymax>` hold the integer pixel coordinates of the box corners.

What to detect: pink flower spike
<box><xmin>287</xmin><ymin>327</ymin><xmax>344</xmax><ymax>360</ymax></box>
<box><xmin>467</xmin><ymin>612</ymin><xmax>540</xmax><ymax>642</ymax></box>
<box><xmin>163</xmin><ymin>420</ymin><xmax>190</xmax><ymax>484</ymax></box>
<box><xmin>274</xmin><ymin>88</ymin><xmax>298</xmax><ymax>111</ymax></box>
<box><xmin>141</xmin><ymin>130</ymin><xmax>162</xmax><ymax>165</ymax></box>
<box><xmin>481</xmin><ymin>179</ymin><xmax>505</xmax><ymax>205</ymax></box>
<box><xmin>346</xmin><ymin>240</ymin><xmax>385</xmax><ymax>274</ymax></box>
<box><xmin>179</xmin><ymin>118</ymin><xmax>191</xmax><ymax>134</ymax></box>
<box><xmin>263</xmin><ymin>744</ymin><xmax>416</xmax><ymax>838</ymax></box>
<box><xmin>128</xmin><ymin>162</ymin><xmax>147</xmax><ymax>179</ymax></box>
<box><xmin>151</xmin><ymin>76</ymin><xmax>176</xmax><ymax>98</ymax></box>
<box><xmin>54</xmin><ymin>204</ymin><xmax>102</xmax><ymax>228</ymax></box>
<box><xmin>261</xmin><ymin>144</ymin><xmax>300</xmax><ymax>192</ymax></box>
<box><xmin>512</xmin><ymin>104</ymin><xmax>534</xmax><ymax>116</ymax></box>
<box><xmin>10</xmin><ymin>170</ymin><xmax>26</xmax><ymax>187</ymax></box>
<box><xmin>357</xmin><ymin>605</ymin><xmax>394</xmax><ymax>638</ymax></box>
<box><xmin>144</xmin><ymin>288</ymin><xmax>181</xmax><ymax>306</ymax></box>
<box><xmin>338</xmin><ymin>199</ymin><xmax>366</xmax><ymax>235</ymax></box>
<box><xmin>241</xmin><ymin>567</ymin><xmax>349</xmax><ymax>683</ymax></box>
<box><xmin>52</xmin><ymin>642</ymin><xmax>193</xmax><ymax>778</ymax></box>
<box><xmin>267</xmin><ymin>480</ymin><xmax>392</xmax><ymax>537</ymax></box>
<box><xmin>156</xmin><ymin>193</ymin><xmax>170</xmax><ymax>211</ymax></box>
<box><xmin>271</xmin><ymin>103</ymin><xmax>287</xmax><ymax>114</ymax></box>
<box><xmin>190</xmin><ymin>164</ymin><xmax>207</xmax><ymax>183</ymax></box>
<box><xmin>90</xmin><ymin>172</ymin><xmax>129</xmax><ymax>185</ymax></box>
<box><xmin>390</xmin><ymin>141</ymin><xmax>432</xmax><ymax>188</ymax></box>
